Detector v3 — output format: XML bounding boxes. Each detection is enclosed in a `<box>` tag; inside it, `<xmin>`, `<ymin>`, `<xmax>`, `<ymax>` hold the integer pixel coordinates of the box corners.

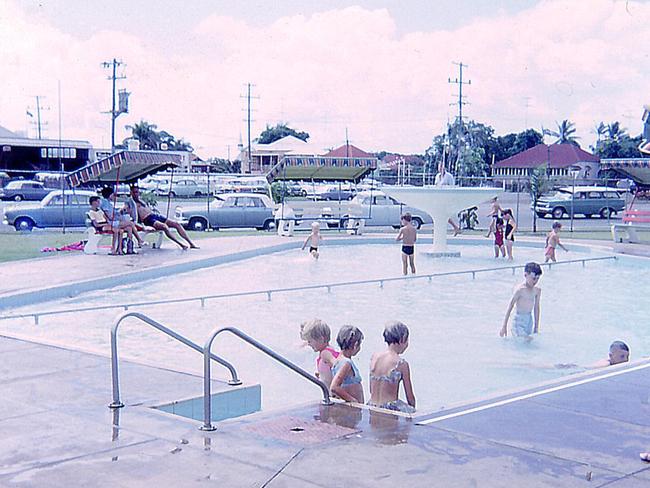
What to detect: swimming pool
<box><xmin>2</xmin><ymin>242</ymin><xmax>647</xmax><ymax>414</ymax></box>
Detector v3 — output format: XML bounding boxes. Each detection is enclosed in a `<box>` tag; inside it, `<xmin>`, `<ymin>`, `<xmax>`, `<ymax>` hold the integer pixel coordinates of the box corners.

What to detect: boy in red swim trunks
<box><xmin>544</xmin><ymin>221</ymin><xmax>568</xmax><ymax>263</ymax></box>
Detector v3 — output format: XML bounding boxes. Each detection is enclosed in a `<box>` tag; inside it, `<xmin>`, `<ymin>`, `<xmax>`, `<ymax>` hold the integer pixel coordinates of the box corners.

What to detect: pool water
<box><xmin>3</xmin><ymin>243</ymin><xmax>648</xmax><ymax>414</ymax></box>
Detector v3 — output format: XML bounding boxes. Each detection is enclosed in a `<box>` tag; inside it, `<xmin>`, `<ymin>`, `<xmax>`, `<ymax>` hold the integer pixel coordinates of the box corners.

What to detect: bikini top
<box><xmin>332</xmin><ymin>357</ymin><xmax>362</xmax><ymax>386</ymax></box>
<box><xmin>370</xmin><ymin>359</ymin><xmax>404</xmax><ymax>384</ymax></box>
<box><xmin>316</xmin><ymin>346</ymin><xmax>339</xmax><ymax>369</ymax></box>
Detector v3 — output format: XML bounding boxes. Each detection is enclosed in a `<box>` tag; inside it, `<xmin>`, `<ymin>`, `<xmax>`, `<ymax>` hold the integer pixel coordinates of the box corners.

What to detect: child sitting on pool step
<box><xmin>300</xmin><ymin>319</ymin><xmax>339</xmax><ymax>389</ymax></box>
<box><xmin>331</xmin><ymin>325</ymin><xmax>365</xmax><ymax>404</ymax></box>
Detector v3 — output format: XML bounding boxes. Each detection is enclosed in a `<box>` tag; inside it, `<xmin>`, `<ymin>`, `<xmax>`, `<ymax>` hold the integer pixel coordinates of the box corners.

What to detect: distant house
<box><xmin>493</xmin><ymin>143</ymin><xmax>600</xmax><ymax>180</ymax></box>
<box><xmin>0</xmin><ymin>124</ymin><xmax>92</xmax><ymax>175</ymax></box>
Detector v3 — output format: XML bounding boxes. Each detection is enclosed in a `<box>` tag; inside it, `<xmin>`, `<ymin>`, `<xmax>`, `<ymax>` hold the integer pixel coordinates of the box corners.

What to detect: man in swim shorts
<box><xmin>396</xmin><ymin>213</ymin><xmax>417</xmax><ymax>275</ymax></box>
<box><xmin>129</xmin><ymin>185</ymin><xmax>199</xmax><ymax>250</ymax></box>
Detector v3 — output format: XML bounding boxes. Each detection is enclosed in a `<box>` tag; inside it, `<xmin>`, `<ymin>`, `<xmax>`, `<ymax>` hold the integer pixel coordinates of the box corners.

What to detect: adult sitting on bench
<box><xmin>129</xmin><ymin>185</ymin><xmax>199</xmax><ymax>250</ymax></box>
<box><xmin>87</xmin><ymin>196</ymin><xmax>123</xmax><ymax>255</ymax></box>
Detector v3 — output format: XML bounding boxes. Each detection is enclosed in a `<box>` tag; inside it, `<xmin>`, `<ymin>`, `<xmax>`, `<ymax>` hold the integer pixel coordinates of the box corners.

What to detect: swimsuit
<box><xmin>309</xmin><ymin>246</ymin><xmax>318</xmax><ymax>252</ymax></box>
<box><xmin>494</xmin><ymin>228</ymin><xmax>504</xmax><ymax>247</ymax></box>
<box><xmin>505</xmin><ymin>222</ymin><xmax>515</xmax><ymax>241</ymax></box>
<box><xmin>316</xmin><ymin>346</ymin><xmax>339</xmax><ymax>371</ymax></box>
<box><xmin>367</xmin><ymin>359</ymin><xmax>415</xmax><ymax>413</ymax></box>
<box><xmin>401</xmin><ymin>245</ymin><xmax>414</xmax><ymax>255</ymax></box>
<box><xmin>332</xmin><ymin>357</ymin><xmax>362</xmax><ymax>386</ymax></box>
<box><xmin>513</xmin><ymin>312</ymin><xmax>534</xmax><ymax>336</ymax></box>
<box><xmin>143</xmin><ymin>213</ymin><xmax>167</xmax><ymax>227</ymax></box>
<box><xmin>544</xmin><ymin>245</ymin><xmax>556</xmax><ymax>258</ymax></box>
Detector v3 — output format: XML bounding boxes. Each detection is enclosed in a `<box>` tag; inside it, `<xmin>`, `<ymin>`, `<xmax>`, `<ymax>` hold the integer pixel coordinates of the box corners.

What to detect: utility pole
<box><xmin>448</xmin><ymin>61</ymin><xmax>471</xmax><ymax>126</ymax></box>
<box><xmin>448</xmin><ymin>62</ymin><xmax>471</xmax><ymax>178</ymax></box>
<box><xmin>28</xmin><ymin>96</ymin><xmax>49</xmax><ymax>139</ymax></box>
<box><xmin>101</xmin><ymin>59</ymin><xmax>129</xmax><ymax>153</ymax></box>
<box><xmin>345</xmin><ymin>127</ymin><xmax>350</xmax><ymax>158</ymax></box>
<box><xmin>240</xmin><ymin>83</ymin><xmax>258</xmax><ymax>173</ymax></box>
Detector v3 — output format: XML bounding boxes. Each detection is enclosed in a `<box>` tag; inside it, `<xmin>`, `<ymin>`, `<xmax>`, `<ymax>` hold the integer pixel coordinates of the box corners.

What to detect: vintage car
<box><xmin>154</xmin><ymin>179</ymin><xmax>210</xmax><ymax>198</ymax></box>
<box><xmin>533</xmin><ymin>186</ymin><xmax>626</xmax><ymax>219</ymax></box>
<box><xmin>3</xmin><ymin>190</ymin><xmax>98</xmax><ymax>231</ymax></box>
<box><xmin>0</xmin><ymin>180</ymin><xmax>58</xmax><ymax>201</ymax></box>
<box><xmin>175</xmin><ymin>192</ymin><xmax>275</xmax><ymax>231</ymax></box>
<box><xmin>343</xmin><ymin>190</ymin><xmax>433</xmax><ymax>229</ymax></box>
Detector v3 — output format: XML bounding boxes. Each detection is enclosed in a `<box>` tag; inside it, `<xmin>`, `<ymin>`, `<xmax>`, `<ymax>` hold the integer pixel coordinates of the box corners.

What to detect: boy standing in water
<box><xmin>302</xmin><ymin>222</ymin><xmax>322</xmax><ymax>259</ymax></box>
<box><xmin>499</xmin><ymin>262</ymin><xmax>543</xmax><ymax>338</ymax></box>
<box><xmin>396</xmin><ymin>213</ymin><xmax>417</xmax><ymax>275</ymax></box>
<box><xmin>544</xmin><ymin>221</ymin><xmax>569</xmax><ymax>263</ymax></box>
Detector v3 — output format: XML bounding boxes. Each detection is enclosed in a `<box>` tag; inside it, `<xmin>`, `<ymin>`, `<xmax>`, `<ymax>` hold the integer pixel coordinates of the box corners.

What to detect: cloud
<box><xmin>1</xmin><ymin>0</ymin><xmax>649</xmax><ymax>157</ymax></box>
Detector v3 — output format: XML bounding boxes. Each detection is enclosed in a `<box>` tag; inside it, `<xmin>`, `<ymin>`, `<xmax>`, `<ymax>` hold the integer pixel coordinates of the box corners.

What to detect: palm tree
<box><xmin>607</xmin><ymin>121</ymin><xmax>627</xmax><ymax>142</ymax></box>
<box><xmin>593</xmin><ymin>122</ymin><xmax>607</xmax><ymax>143</ymax></box>
<box><xmin>125</xmin><ymin>120</ymin><xmax>161</xmax><ymax>149</ymax></box>
<box><xmin>555</xmin><ymin>120</ymin><xmax>579</xmax><ymax>145</ymax></box>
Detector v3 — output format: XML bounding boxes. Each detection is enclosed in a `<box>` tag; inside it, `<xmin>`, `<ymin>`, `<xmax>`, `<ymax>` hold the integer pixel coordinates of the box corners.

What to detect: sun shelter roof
<box><xmin>600</xmin><ymin>157</ymin><xmax>650</xmax><ymax>184</ymax></box>
<box><xmin>267</xmin><ymin>155</ymin><xmax>377</xmax><ymax>182</ymax></box>
<box><xmin>67</xmin><ymin>150</ymin><xmax>181</xmax><ymax>187</ymax></box>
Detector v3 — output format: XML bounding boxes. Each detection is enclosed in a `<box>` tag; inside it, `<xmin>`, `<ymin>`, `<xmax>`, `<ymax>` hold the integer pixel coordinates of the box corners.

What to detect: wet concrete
<box><xmin>1</xmin><ymin>335</ymin><xmax>649</xmax><ymax>487</ymax></box>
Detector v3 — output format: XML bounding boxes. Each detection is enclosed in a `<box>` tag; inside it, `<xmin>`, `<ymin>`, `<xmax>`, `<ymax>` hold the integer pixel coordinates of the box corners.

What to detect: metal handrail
<box><xmin>2</xmin><ymin>256</ymin><xmax>616</xmax><ymax>325</ymax></box>
<box><xmin>109</xmin><ymin>312</ymin><xmax>241</xmax><ymax>409</ymax></box>
<box><xmin>201</xmin><ymin>326</ymin><xmax>332</xmax><ymax>431</ymax></box>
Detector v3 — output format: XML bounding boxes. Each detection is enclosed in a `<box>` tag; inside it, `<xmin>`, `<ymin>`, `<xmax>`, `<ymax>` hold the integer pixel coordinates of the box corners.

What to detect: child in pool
<box><xmin>499</xmin><ymin>262</ymin><xmax>542</xmax><ymax>339</ymax></box>
<box><xmin>494</xmin><ymin>217</ymin><xmax>506</xmax><ymax>258</ymax></box>
<box><xmin>368</xmin><ymin>321</ymin><xmax>416</xmax><ymax>413</ymax></box>
<box><xmin>302</xmin><ymin>222</ymin><xmax>322</xmax><ymax>259</ymax></box>
<box><xmin>502</xmin><ymin>209</ymin><xmax>517</xmax><ymax>260</ymax></box>
<box><xmin>544</xmin><ymin>221</ymin><xmax>568</xmax><ymax>263</ymax></box>
<box><xmin>396</xmin><ymin>212</ymin><xmax>417</xmax><ymax>275</ymax></box>
<box><xmin>300</xmin><ymin>319</ymin><xmax>339</xmax><ymax>388</ymax></box>
<box><xmin>331</xmin><ymin>325</ymin><xmax>365</xmax><ymax>403</ymax></box>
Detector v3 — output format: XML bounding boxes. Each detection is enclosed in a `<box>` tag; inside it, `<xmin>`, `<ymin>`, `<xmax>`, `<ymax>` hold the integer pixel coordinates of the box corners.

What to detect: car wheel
<box><xmin>194</xmin><ymin>191</ymin><xmax>203</xmax><ymax>197</ymax></box>
<box><xmin>261</xmin><ymin>219</ymin><xmax>274</xmax><ymax>231</ymax></box>
<box><xmin>188</xmin><ymin>217</ymin><xmax>208</xmax><ymax>231</ymax></box>
<box><xmin>551</xmin><ymin>207</ymin><xmax>565</xmax><ymax>219</ymax></box>
<box><xmin>584</xmin><ymin>214</ymin><xmax>592</xmax><ymax>219</ymax></box>
<box><xmin>14</xmin><ymin>217</ymin><xmax>35</xmax><ymax>231</ymax></box>
<box><xmin>411</xmin><ymin>217</ymin><xmax>423</xmax><ymax>230</ymax></box>
<box><xmin>13</xmin><ymin>195</ymin><xmax>23</xmax><ymax>202</ymax></box>
<box><xmin>168</xmin><ymin>191</ymin><xmax>176</xmax><ymax>198</ymax></box>
<box><xmin>535</xmin><ymin>212</ymin><xmax>546</xmax><ymax>218</ymax></box>
<box><xmin>600</xmin><ymin>207</ymin><xmax>613</xmax><ymax>218</ymax></box>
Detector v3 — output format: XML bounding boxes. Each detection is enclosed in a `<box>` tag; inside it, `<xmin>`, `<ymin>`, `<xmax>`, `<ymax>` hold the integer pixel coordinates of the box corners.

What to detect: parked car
<box><xmin>220</xmin><ymin>177</ymin><xmax>270</xmax><ymax>195</ymax></box>
<box><xmin>0</xmin><ymin>180</ymin><xmax>57</xmax><ymax>201</ymax></box>
<box><xmin>3</xmin><ymin>190</ymin><xmax>98</xmax><ymax>231</ymax></box>
<box><xmin>344</xmin><ymin>191</ymin><xmax>432</xmax><ymax>229</ymax></box>
<box><xmin>317</xmin><ymin>187</ymin><xmax>357</xmax><ymax>201</ymax></box>
<box><xmin>273</xmin><ymin>181</ymin><xmax>307</xmax><ymax>199</ymax></box>
<box><xmin>154</xmin><ymin>179</ymin><xmax>210</xmax><ymax>198</ymax></box>
<box><xmin>533</xmin><ymin>186</ymin><xmax>626</xmax><ymax>219</ymax></box>
<box><xmin>175</xmin><ymin>192</ymin><xmax>275</xmax><ymax>231</ymax></box>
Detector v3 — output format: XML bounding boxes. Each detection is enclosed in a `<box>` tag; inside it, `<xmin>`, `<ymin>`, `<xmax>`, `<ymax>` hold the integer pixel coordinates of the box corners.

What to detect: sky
<box><xmin>0</xmin><ymin>0</ymin><xmax>648</xmax><ymax>158</ymax></box>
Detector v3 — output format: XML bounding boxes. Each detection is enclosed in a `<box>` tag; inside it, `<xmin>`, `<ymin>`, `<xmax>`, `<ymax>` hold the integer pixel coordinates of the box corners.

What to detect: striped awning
<box><xmin>66</xmin><ymin>150</ymin><xmax>181</xmax><ymax>187</ymax></box>
<box><xmin>266</xmin><ymin>156</ymin><xmax>377</xmax><ymax>183</ymax></box>
<box><xmin>601</xmin><ymin>158</ymin><xmax>650</xmax><ymax>169</ymax></box>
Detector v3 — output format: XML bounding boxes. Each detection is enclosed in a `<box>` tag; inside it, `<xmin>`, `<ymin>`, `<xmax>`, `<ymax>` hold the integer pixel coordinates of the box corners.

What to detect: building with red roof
<box><xmin>493</xmin><ymin>143</ymin><xmax>600</xmax><ymax>179</ymax></box>
<box><xmin>322</xmin><ymin>144</ymin><xmax>373</xmax><ymax>158</ymax></box>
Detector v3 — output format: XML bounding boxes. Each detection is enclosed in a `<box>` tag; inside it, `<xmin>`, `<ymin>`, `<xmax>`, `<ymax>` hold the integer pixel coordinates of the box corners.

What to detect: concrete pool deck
<box><xmin>2</xmin><ymin>233</ymin><xmax>650</xmax><ymax>486</ymax></box>
<box><xmin>1</xmin><ymin>335</ymin><xmax>649</xmax><ymax>487</ymax></box>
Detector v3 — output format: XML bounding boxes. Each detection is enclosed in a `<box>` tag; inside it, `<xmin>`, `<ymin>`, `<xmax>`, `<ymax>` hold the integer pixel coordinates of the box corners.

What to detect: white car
<box><xmin>344</xmin><ymin>190</ymin><xmax>433</xmax><ymax>229</ymax></box>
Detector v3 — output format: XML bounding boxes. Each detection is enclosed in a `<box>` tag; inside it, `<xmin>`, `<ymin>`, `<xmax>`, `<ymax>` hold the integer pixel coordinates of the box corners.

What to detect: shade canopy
<box><xmin>266</xmin><ymin>155</ymin><xmax>377</xmax><ymax>183</ymax></box>
<box><xmin>66</xmin><ymin>150</ymin><xmax>181</xmax><ymax>188</ymax></box>
<box><xmin>601</xmin><ymin>158</ymin><xmax>650</xmax><ymax>184</ymax></box>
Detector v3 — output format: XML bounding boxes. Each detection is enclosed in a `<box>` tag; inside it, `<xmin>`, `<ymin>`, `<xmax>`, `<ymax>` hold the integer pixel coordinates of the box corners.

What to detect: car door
<box><xmin>215</xmin><ymin>196</ymin><xmax>241</xmax><ymax>227</ymax></box>
<box><xmin>40</xmin><ymin>194</ymin><xmax>65</xmax><ymax>226</ymax></box>
<box><xmin>66</xmin><ymin>193</ymin><xmax>88</xmax><ymax>226</ymax></box>
<box><xmin>369</xmin><ymin>195</ymin><xmax>391</xmax><ymax>226</ymax></box>
<box><xmin>242</xmin><ymin>196</ymin><xmax>269</xmax><ymax>227</ymax></box>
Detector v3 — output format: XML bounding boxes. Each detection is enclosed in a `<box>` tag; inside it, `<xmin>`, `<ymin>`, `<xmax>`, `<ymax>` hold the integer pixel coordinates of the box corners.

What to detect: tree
<box><xmin>257</xmin><ymin>123</ymin><xmax>310</xmax><ymax>144</ymax></box>
<box><xmin>592</xmin><ymin>121</ymin><xmax>642</xmax><ymax>159</ymax></box>
<box><xmin>209</xmin><ymin>158</ymin><xmax>240</xmax><ymax>173</ymax></box>
<box><xmin>123</xmin><ymin>120</ymin><xmax>194</xmax><ymax>152</ymax></box>
<box><xmin>555</xmin><ymin>119</ymin><xmax>580</xmax><ymax>146</ymax></box>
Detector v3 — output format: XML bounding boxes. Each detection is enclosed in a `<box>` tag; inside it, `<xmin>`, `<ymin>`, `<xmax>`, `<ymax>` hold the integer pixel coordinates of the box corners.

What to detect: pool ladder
<box><xmin>109</xmin><ymin>312</ymin><xmax>332</xmax><ymax>430</ymax></box>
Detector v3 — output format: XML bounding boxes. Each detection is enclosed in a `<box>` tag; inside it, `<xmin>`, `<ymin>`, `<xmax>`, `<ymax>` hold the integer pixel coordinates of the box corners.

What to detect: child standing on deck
<box><xmin>396</xmin><ymin>213</ymin><xmax>417</xmax><ymax>275</ymax></box>
<box><xmin>368</xmin><ymin>321</ymin><xmax>416</xmax><ymax>413</ymax></box>
<box><xmin>331</xmin><ymin>325</ymin><xmax>365</xmax><ymax>403</ymax></box>
<box><xmin>499</xmin><ymin>262</ymin><xmax>543</xmax><ymax>339</ymax></box>
<box><xmin>544</xmin><ymin>221</ymin><xmax>569</xmax><ymax>263</ymax></box>
<box><xmin>302</xmin><ymin>222</ymin><xmax>322</xmax><ymax>259</ymax></box>
<box><xmin>493</xmin><ymin>217</ymin><xmax>506</xmax><ymax>258</ymax></box>
<box><xmin>485</xmin><ymin>196</ymin><xmax>503</xmax><ymax>238</ymax></box>
<box><xmin>300</xmin><ymin>319</ymin><xmax>339</xmax><ymax>388</ymax></box>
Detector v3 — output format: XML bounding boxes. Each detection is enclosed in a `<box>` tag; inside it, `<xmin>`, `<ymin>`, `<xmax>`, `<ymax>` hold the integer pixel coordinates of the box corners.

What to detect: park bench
<box><xmin>611</xmin><ymin>209</ymin><xmax>650</xmax><ymax>243</ymax></box>
<box><xmin>274</xmin><ymin>206</ymin><xmax>366</xmax><ymax>236</ymax></box>
<box><xmin>83</xmin><ymin>212</ymin><xmax>164</xmax><ymax>254</ymax></box>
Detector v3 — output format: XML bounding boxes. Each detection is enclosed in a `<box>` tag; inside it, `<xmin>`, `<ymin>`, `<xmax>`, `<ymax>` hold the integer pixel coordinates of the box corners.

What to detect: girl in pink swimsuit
<box><xmin>494</xmin><ymin>217</ymin><xmax>505</xmax><ymax>258</ymax></box>
<box><xmin>300</xmin><ymin>319</ymin><xmax>339</xmax><ymax>388</ymax></box>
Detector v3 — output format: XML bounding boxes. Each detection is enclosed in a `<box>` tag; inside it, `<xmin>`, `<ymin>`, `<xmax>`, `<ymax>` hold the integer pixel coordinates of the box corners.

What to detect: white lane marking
<box><xmin>418</xmin><ymin>362</ymin><xmax>650</xmax><ymax>425</ymax></box>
